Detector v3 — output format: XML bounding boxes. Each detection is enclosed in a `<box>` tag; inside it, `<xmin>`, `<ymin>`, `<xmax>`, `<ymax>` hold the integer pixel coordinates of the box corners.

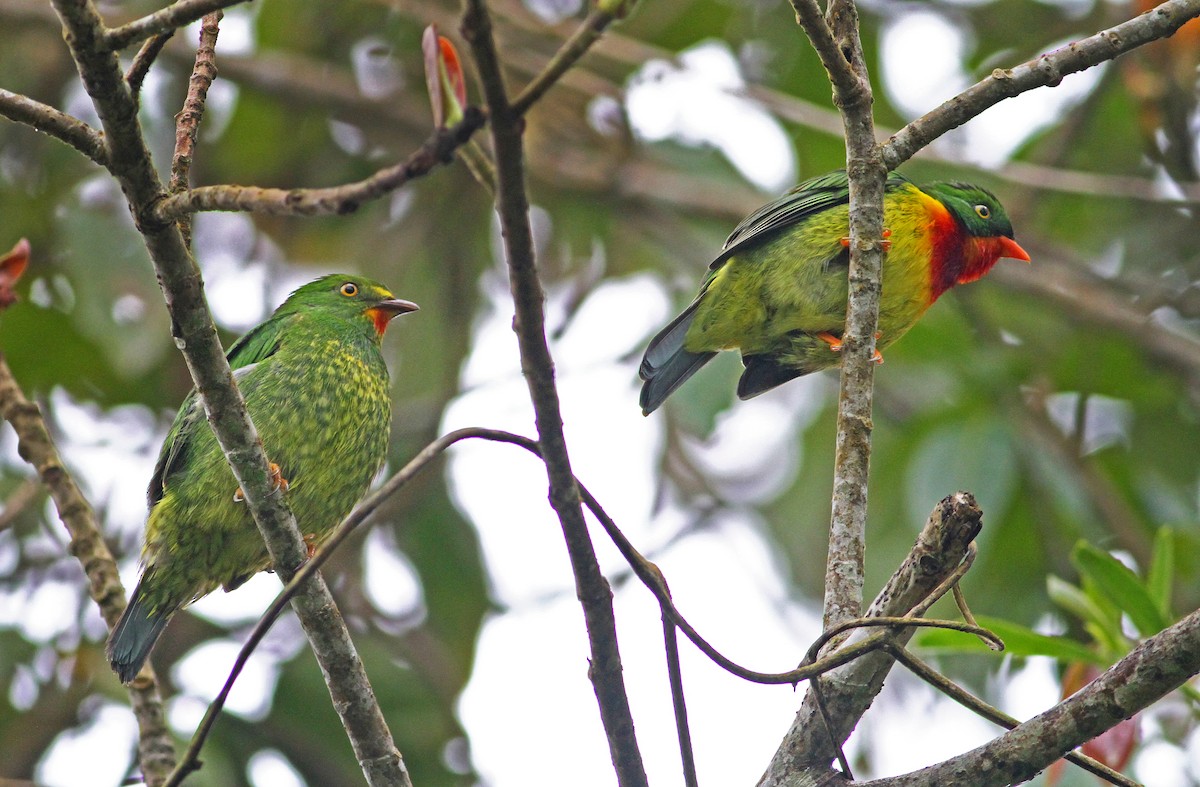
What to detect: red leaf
<box><xmin>1048</xmin><ymin>662</ymin><xmax>1139</xmax><ymax>785</ymax></box>
<box><xmin>422</xmin><ymin>25</ymin><xmax>466</xmax><ymax>127</ymax></box>
<box><xmin>0</xmin><ymin>238</ymin><xmax>30</xmax><ymax>310</ymax></box>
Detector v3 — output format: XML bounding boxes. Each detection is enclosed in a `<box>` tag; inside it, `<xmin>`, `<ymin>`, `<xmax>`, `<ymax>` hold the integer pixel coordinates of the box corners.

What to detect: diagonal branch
<box><xmin>459</xmin><ymin>0</ymin><xmax>649</xmax><ymax>783</ymax></box>
<box><xmin>0</xmin><ymin>354</ymin><xmax>176</xmax><ymax>787</ymax></box>
<box><xmin>0</xmin><ymin>88</ymin><xmax>107</xmax><ymax>166</ymax></box>
<box><xmin>103</xmin><ymin>0</ymin><xmax>246</xmax><ymax>52</ymax></box>
<box><xmin>759</xmin><ymin>493</ymin><xmax>983</xmax><ymax>786</ymax></box>
<box><xmin>148</xmin><ymin>109</ymin><xmax>485</xmax><ymax>222</ymax></box>
<box><xmin>883</xmin><ymin>0</ymin><xmax>1200</xmax><ymax>170</ymax></box>
<box><xmin>861</xmin><ymin>611</ymin><xmax>1200</xmax><ymax>786</ymax></box>
<box><xmin>47</xmin><ymin>1</ymin><xmax>409</xmax><ymax>783</ymax></box>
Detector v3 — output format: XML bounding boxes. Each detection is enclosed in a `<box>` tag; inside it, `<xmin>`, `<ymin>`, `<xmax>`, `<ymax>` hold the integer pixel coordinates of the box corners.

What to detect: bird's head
<box><xmin>282</xmin><ymin>274</ymin><xmax>419</xmax><ymax>337</ymax></box>
<box><xmin>925</xmin><ymin>182</ymin><xmax>1031</xmax><ymax>287</ymax></box>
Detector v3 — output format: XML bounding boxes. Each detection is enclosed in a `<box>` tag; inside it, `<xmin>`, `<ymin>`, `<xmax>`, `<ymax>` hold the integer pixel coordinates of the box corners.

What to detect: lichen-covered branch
<box><xmin>0</xmin><ymin>88</ymin><xmax>107</xmax><ymax>166</ymax></box>
<box><xmin>103</xmin><ymin>0</ymin><xmax>246</xmax><ymax>52</ymax></box>
<box><xmin>861</xmin><ymin>609</ymin><xmax>1200</xmax><ymax>786</ymax></box>
<box><xmin>0</xmin><ymin>354</ymin><xmax>176</xmax><ymax>787</ymax></box>
<box><xmin>758</xmin><ymin>493</ymin><xmax>983</xmax><ymax>786</ymax></box>
<box><xmin>47</xmin><ymin>1</ymin><xmax>409</xmax><ymax>783</ymax></box>
<box><xmin>883</xmin><ymin>0</ymin><xmax>1200</xmax><ymax>170</ymax></box>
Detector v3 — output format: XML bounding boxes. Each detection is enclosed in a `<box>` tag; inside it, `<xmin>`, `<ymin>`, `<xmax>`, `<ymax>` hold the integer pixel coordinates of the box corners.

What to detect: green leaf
<box><xmin>1147</xmin><ymin>526</ymin><xmax>1175</xmax><ymax>620</ymax></box>
<box><xmin>1072</xmin><ymin>541</ymin><xmax>1171</xmax><ymax>638</ymax></box>
<box><xmin>1046</xmin><ymin>575</ymin><xmax>1125</xmax><ymax>654</ymax></box>
<box><xmin>914</xmin><ymin>616</ymin><xmax>1105</xmax><ymax>666</ymax></box>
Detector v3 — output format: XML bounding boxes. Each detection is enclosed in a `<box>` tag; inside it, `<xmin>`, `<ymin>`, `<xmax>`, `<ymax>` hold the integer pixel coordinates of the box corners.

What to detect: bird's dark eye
<box><xmin>340</xmin><ymin>282</ymin><xmax>358</xmax><ymax>297</ymax></box>
<box><xmin>974</xmin><ymin>204</ymin><xmax>991</xmax><ymax>219</ymax></box>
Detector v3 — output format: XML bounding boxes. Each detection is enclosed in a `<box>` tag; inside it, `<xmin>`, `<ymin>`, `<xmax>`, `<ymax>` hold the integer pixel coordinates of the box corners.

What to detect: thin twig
<box><xmin>661</xmin><ymin>612</ymin><xmax>699</xmax><ymax>787</ymax></box>
<box><xmin>126</xmin><ymin>32</ymin><xmax>173</xmax><ymax>109</ymax></box>
<box><xmin>509</xmin><ymin>1</ymin><xmax>637</xmax><ymax>116</ymax></box>
<box><xmin>169</xmin><ymin>11</ymin><xmax>221</xmax><ymax>246</ymax></box>
<box><xmin>103</xmin><ymin>0</ymin><xmax>246</xmax><ymax>52</ymax></box>
<box><xmin>460</xmin><ymin>0</ymin><xmax>649</xmax><ymax>783</ymax></box>
<box><xmin>149</xmin><ymin>108</ymin><xmax>485</xmax><ymax>222</ymax></box>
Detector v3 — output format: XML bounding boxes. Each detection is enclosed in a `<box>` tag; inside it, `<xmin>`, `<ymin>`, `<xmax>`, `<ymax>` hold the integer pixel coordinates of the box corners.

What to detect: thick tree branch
<box><xmin>0</xmin><ymin>354</ymin><xmax>176</xmax><ymax>787</ymax></box>
<box><xmin>759</xmin><ymin>493</ymin><xmax>983</xmax><ymax>786</ymax></box>
<box><xmin>460</xmin><ymin>3</ymin><xmax>648</xmax><ymax>783</ymax></box>
<box><xmin>862</xmin><ymin>610</ymin><xmax>1200</xmax><ymax>786</ymax></box>
<box><xmin>883</xmin><ymin>0</ymin><xmax>1200</xmax><ymax>170</ymax></box>
<box><xmin>47</xmin><ymin>1</ymin><xmax>408</xmax><ymax>783</ymax></box>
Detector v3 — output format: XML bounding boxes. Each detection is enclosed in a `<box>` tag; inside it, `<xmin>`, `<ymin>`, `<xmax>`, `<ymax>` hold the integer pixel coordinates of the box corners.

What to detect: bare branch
<box><xmin>103</xmin><ymin>0</ymin><xmax>246</xmax><ymax>52</ymax></box>
<box><xmin>0</xmin><ymin>88</ymin><xmax>107</xmax><ymax>166</ymax></box>
<box><xmin>510</xmin><ymin>0</ymin><xmax>639</xmax><ymax>116</ymax></box>
<box><xmin>888</xmin><ymin>647</ymin><xmax>1138</xmax><ymax>787</ymax></box>
<box><xmin>759</xmin><ymin>493</ymin><xmax>983</xmax><ymax>786</ymax></box>
<box><xmin>862</xmin><ymin>611</ymin><xmax>1200</xmax><ymax>786</ymax></box>
<box><xmin>459</xmin><ymin>0</ymin><xmax>649</xmax><ymax>782</ymax></box>
<box><xmin>883</xmin><ymin>0</ymin><xmax>1200</xmax><ymax>170</ymax></box>
<box><xmin>169</xmin><ymin>11</ymin><xmax>221</xmax><ymax>246</ymax></box>
<box><xmin>0</xmin><ymin>354</ymin><xmax>176</xmax><ymax>787</ymax></box>
<box><xmin>149</xmin><ymin>109</ymin><xmax>485</xmax><ymax>221</ymax></box>
<box><xmin>126</xmin><ymin>32</ymin><xmax>174</xmax><ymax>109</ymax></box>
<box><xmin>48</xmin><ymin>0</ymin><xmax>409</xmax><ymax>782</ymax></box>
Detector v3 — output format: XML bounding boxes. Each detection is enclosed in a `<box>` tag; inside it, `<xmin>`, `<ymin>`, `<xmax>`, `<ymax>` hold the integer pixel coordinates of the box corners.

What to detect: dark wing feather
<box><xmin>715</xmin><ymin>170</ymin><xmax>913</xmax><ymax>267</ymax></box>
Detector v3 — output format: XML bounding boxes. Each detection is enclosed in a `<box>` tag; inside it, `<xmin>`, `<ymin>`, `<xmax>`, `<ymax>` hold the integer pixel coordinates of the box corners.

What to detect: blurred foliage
<box><xmin>1</xmin><ymin>0</ymin><xmax>1199</xmax><ymax>784</ymax></box>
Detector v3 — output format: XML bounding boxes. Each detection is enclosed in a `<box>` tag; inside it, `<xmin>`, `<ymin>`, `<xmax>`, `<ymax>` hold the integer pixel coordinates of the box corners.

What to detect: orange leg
<box><xmin>302</xmin><ymin>533</ymin><xmax>318</xmax><ymax>559</ymax></box>
<box><xmin>839</xmin><ymin>228</ymin><xmax>892</xmax><ymax>252</ymax></box>
<box><xmin>234</xmin><ymin>462</ymin><xmax>290</xmax><ymax>503</ymax></box>
<box><xmin>817</xmin><ymin>332</ymin><xmax>884</xmax><ymax>364</ymax></box>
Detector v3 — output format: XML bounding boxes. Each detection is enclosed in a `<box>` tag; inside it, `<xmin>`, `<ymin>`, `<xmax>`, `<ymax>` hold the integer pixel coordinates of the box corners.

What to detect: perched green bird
<box><xmin>107</xmin><ymin>274</ymin><xmax>418</xmax><ymax>684</ymax></box>
<box><xmin>639</xmin><ymin>170</ymin><xmax>1030</xmax><ymax>414</ymax></box>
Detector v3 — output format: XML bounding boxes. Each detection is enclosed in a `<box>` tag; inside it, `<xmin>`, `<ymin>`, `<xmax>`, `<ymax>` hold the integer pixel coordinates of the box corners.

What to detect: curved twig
<box><xmin>103</xmin><ymin>0</ymin><xmax>246</xmax><ymax>52</ymax></box>
<box><xmin>0</xmin><ymin>88</ymin><xmax>107</xmax><ymax>166</ymax></box>
<box><xmin>148</xmin><ymin>108</ymin><xmax>485</xmax><ymax>222</ymax></box>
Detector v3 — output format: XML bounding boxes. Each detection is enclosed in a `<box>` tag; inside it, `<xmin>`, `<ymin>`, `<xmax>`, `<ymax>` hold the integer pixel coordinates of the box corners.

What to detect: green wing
<box><xmin>714</xmin><ymin>170</ymin><xmax>912</xmax><ymax>268</ymax></box>
<box><xmin>147</xmin><ymin>312</ymin><xmax>300</xmax><ymax>506</ymax></box>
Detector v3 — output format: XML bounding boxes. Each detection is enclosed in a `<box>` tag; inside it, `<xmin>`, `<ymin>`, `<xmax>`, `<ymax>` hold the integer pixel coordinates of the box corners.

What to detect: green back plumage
<box><xmin>109</xmin><ymin>274</ymin><xmax>415</xmax><ymax>683</ymax></box>
<box><xmin>639</xmin><ymin>170</ymin><xmax>1026</xmax><ymax>414</ymax></box>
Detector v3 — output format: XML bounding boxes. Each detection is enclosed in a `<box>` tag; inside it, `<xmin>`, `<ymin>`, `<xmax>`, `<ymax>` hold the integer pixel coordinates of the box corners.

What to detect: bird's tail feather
<box><xmin>107</xmin><ymin>576</ymin><xmax>173</xmax><ymax>684</ymax></box>
<box><xmin>639</xmin><ymin>302</ymin><xmax>716</xmax><ymax>415</ymax></box>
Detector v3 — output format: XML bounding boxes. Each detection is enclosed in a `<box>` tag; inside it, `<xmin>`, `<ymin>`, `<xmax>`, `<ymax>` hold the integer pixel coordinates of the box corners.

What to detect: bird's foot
<box><xmin>817</xmin><ymin>332</ymin><xmax>884</xmax><ymax>364</ymax></box>
<box><xmin>303</xmin><ymin>533</ymin><xmax>318</xmax><ymax>559</ymax></box>
<box><xmin>233</xmin><ymin>462</ymin><xmax>290</xmax><ymax>503</ymax></box>
<box><xmin>839</xmin><ymin>228</ymin><xmax>892</xmax><ymax>252</ymax></box>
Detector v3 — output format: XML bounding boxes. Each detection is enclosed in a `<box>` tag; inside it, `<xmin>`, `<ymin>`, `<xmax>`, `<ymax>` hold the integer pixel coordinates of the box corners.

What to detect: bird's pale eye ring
<box><xmin>974</xmin><ymin>204</ymin><xmax>991</xmax><ymax>219</ymax></box>
<box><xmin>340</xmin><ymin>282</ymin><xmax>358</xmax><ymax>297</ymax></box>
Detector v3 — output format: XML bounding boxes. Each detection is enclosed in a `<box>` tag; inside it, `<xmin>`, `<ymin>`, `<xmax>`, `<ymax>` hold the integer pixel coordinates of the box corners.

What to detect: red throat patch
<box><xmin>366</xmin><ymin>307</ymin><xmax>394</xmax><ymax>336</ymax></box>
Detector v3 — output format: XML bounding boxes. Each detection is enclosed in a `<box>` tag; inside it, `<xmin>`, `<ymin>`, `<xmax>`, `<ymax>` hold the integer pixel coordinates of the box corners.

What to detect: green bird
<box><xmin>107</xmin><ymin>274</ymin><xmax>418</xmax><ymax>684</ymax></box>
<box><xmin>639</xmin><ymin>170</ymin><xmax>1031</xmax><ymax>414</ymax></box>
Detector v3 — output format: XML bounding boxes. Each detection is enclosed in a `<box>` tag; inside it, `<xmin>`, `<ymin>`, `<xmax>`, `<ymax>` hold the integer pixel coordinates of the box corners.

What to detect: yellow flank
<box><xmin>685</xmin><ymin>182</ymin><xmax>941</xmax><ymax>362</ymax></box>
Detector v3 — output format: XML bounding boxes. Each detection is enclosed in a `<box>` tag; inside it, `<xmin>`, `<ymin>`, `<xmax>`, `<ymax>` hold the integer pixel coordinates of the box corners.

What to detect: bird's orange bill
<box><xmin>997</xmin><ymin>236</ymin><xmax>1031</xmax><ymax>262</ymax></box>
<box><xmin>367</xmin><ymin>298</ymin><xmax>420</xmax><ymax>335</ymax></box>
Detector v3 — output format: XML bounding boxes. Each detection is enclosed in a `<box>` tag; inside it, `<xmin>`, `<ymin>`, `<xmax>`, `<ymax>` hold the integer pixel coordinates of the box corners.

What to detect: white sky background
<box><xmin>12</xmin><ymin>5</ymin><xmax>1200</xmax><ymax>787</ymax></box>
